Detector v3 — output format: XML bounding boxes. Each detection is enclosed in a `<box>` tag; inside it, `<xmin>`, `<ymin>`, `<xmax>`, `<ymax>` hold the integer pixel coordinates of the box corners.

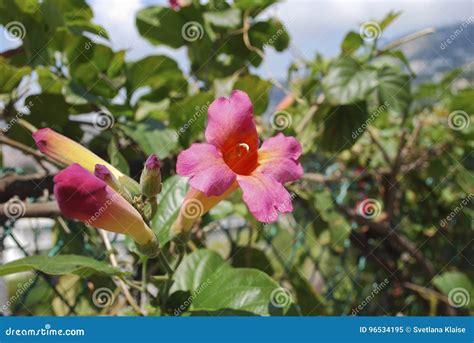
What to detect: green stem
<box><xmin>148</xmin><ymin>196</ymin><xmax>158</xmax><ymax>220</ymax></box>
<box><xmin>140</xmin><ymin>257</ymin><xmax>148</xmax><ymax>310</ymax></box>
<box><xmin>158</xmin><ymin>250</ymin><xmax>173</xmax><ymax>276</ymax></box>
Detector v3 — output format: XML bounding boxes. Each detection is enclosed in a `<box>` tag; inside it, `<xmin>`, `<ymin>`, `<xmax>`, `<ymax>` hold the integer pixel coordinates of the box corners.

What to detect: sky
<box><xmin>0</xmin><ymin>0</ymin><xmax>472</xmax><ymax>78</ymax></box>
<box><xmin>87</xmin><ymin>0</ymin><xmax>473</xmax><ymax>78</ymax></box>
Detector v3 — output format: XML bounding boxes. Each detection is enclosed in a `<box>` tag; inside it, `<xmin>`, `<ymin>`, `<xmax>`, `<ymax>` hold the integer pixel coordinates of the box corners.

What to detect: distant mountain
<box><xmin>268</xmin><ymin>22</ymin><xmax>473</xmax><ymax>112</ymax></box>
<box><xmin>400</xmin><ymin>22</ymin><xmax>474</xmax><ymax>82</ymax></box>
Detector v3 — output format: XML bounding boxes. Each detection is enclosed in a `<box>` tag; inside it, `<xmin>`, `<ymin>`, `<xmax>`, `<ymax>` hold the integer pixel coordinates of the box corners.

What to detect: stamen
<box><xmin>236</xmin><ymin>143</ymin><xmax>250</xmax><ymax>157</ymax></box>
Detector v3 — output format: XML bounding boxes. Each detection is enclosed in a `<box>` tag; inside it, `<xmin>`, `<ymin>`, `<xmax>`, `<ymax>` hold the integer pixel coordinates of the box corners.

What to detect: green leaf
<box><xmin>378</xmin><ymin>50</ymin><xmax>414</xmax><ymax>76</ymax></box>
<box><xmin>66</xmin><ymin>19</ymin><xmax>109</xmax><ymax>39</ymax></box>
<box><xmin>107</xmin><ymin>137</ymin><xmax>130</xmax><ymax>175</ymax></box>
<box><xmin>172</xmin><ymin>249</ymin><xmax>229</xmax><ymax>291</ymax></box>
<box><xmin>234</xmin><ymin>75</ymin><xmax>272</xmax><ymax>115</ymax></box>
<box><xmin>0</xmin><ymin>58</ymin><xmax>31</xmax><ymax>93</ymax></box>
<box><xmin>449</xmin><ymin>89</ymin><xmax>474</xmax><ymax>114</ymax></box>
<box><xmin>341</xmin><ymin>31</ymin><xmax>363</xmax><ymax>54</ymax></box>
<box><xmin>319</xmin><ymin>103</ymin><xmax>369</xmax><ymax>152</ymax></box>
<box><xmin>135</xmin><ymin>99</ymin><xmax>170</xmax><ymax>122</ymax></box>
<box><xmin>121</xmin><ymin>123</ymin><xmax>179</xmax><ymax>160</ymax></box>
<box><xmin>126</xmin><ymin>55</ymin><xmax>186</xmax><ymax>99</ymax></box>
<box><xmin>379</xmin><ymin>10</ymin><xmax>401</xmax><ymax>31</ymax></box>
<box><xmin>171</xmin><ymin>249</ymin><xmax>284</xmax><ymax>316</ymax></box>
<box><xmin>322</xmin><ymin>57</ymin><xmax>377</xmax><ymax>105</ymax></box>
<box><xmin>249</xmin><ymin>19</ymin><xmax>289</xmax><ymax>52</ymax></box>
<box><xmin>169</xmin><ymin>93</ymin><xmax>214</xmax><ymax>147</ymax></box>
<box><xmin>234</xmin><ymin>0</ymin><xmax>276</xmax><ymax>16</ymax></box>
<box><xmin>24</xmin><ymin>93</ymin><xmax>70</xmax><ymax>128</ymax></box>
<box><xmin>151</xmin><ymin>175</ymin><xmax>188</xmax><ymax>247</ymax></box>
<box><xmin>231</xmin><ymin>247</ymin><xmax>274</xmax><ymax>275</ymax></box>
<box><xmin>136</xmin><ymin>6</ymin><xmax>186</xmax><ymax>48</ymax></box>
<box><xmin>71</xmin><ymin>44</ymin><xmax>125</xmax><ymax>98</ymax></box>
<box><xmin>0</xmin><ymin>255</ymin><xmax>122</xmax><ymax>277</ymax></box>
<box><xmin>312</xmin><ymin>189</ymin><xmax>350</xmax><ymax>251</ymax></box>
<box><xmin>375</xmin><ymin>66</ymin><xmax>411</xmax><ymax>115</ymax></box>
<box><xmin>433</xmin><ymin>271</ymin><xmax>473</xmax><ymax>309</ymax></box>
<box><xmin>36</xmin><ymin>66</ymin><xmax>63</xmax><ymax>94</ymax></box>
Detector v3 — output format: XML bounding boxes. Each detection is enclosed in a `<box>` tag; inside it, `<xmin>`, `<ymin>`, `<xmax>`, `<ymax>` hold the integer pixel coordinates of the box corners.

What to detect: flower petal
<box><xmin>54</xmin><ymin>164</ymin><xmax>154</xmax><ymax>245</ymax></box>
<box><xmin>176</xmin><ymin>143</ymin><xmax>236</xmax><ymax>196</ymax></box>
<box><xmin>33</xmin><ymin>128</ymin><xmax>140</xmax><ymax>194</ymax></box>
<box><xmin>171</xmin><ymin>183</ymin><xmax>238</xmax><ymax>237</ymax></box>
<box><xmin>257</xmin><ymin>133</ymin><xmax>304</xmax><ymax>183</ymax></box>
<box><xmin>205</xmin><ymin>90</ymin><xmax>259</xmax><ymax>154</ymax></box>
<box><xmin>237</xmin><ymin>172</ymin><xmax>293</xmax><ymax>223</ymax></box>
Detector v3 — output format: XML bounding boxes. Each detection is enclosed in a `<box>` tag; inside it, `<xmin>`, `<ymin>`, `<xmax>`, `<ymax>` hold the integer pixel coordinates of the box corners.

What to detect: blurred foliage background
<box><xmin>0</xmin><ymin>0</ymin><xmax>472</xmax><ymax>316</ymax></box>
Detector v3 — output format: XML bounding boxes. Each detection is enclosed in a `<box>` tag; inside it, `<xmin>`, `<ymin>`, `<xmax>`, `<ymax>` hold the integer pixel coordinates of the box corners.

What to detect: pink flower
<box><xmin>173</xmin><ymin>90</ymin><xmax>303</xmax><ymax>235</ymax></box>
<box><xmin>169</xmin><ymin>0</ymin><xmax>179</xmax><ymax>10</ymax></box>
<box><xmin>54</xmin><ymin>164</ymin><xmax>155</xmax><ymax>246</ymax></box>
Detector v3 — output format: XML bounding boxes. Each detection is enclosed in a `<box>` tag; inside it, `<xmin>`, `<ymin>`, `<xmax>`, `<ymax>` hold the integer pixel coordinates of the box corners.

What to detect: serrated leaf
<box><xmin>322</xmin><ymin>57</ymin><xmax>377</xmax><ymax>105</ymax></box>
<box><xmin>375</xmin><ymin>66</ymin><xmax>411</xmax><ymax>115</ymax></box>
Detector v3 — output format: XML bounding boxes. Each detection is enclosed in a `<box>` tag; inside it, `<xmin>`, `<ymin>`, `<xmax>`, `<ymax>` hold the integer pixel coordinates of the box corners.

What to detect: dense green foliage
<box><xmin>0</xmin><ymin>0</ymin><xmax>472</xmax><ymax>316</ymax></box>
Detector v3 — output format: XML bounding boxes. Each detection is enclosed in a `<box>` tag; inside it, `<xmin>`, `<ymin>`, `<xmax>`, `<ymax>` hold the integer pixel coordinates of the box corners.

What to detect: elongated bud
<box><xmin>33</xmin><ymin>128</ymin><xmax>140</xmax><ymax>195</ymax></box>
<box><xmin>54</xmin><ymin>164</ymin><xmax>159</xmax><ymax>257</ymax></box>
<box><xmin>140</xmin><ymin>154</ymin><xmax>162</xmax><ymax>198</ymax></box>
<box><xmin>171</xmin><ymin>183</ymin><xmax>238</xmax><ymax>242</ymax></box>
<box><xmin>95</xmin><ymin>164</ymin><xmax>133</xmax><ymax>204</ymax></box>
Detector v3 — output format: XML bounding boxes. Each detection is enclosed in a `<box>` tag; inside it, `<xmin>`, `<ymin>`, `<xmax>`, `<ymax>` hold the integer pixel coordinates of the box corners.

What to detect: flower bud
<box><xmin>140</xmin><ymin>154</ymin><xmax>162</xmax><ymax>198</ymax></box>
<box><xmin>33</xmin><ymin>128</ymin><xmax>140</xmax><ymax>195</ymax></box>
<box><xmin>54</xmin><ymin>164</ymin><xmax>158</xmax><ymax>254</ymax></box>
<box><xmin>95</xmin><ymin>164</ymin><xmax>133</xmax><ymax>204</ymax></box>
